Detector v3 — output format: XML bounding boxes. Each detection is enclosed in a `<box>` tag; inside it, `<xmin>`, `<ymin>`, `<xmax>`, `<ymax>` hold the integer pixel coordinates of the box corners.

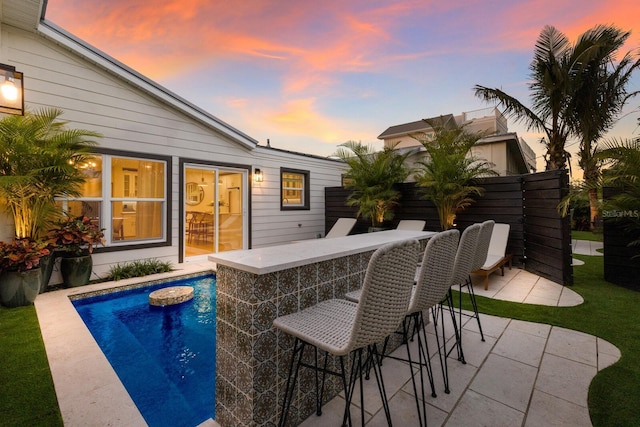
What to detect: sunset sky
<box><xmin>45</xmin><ymin>0</ymin><xmax>640</xmax><ymax>175</ymax></box>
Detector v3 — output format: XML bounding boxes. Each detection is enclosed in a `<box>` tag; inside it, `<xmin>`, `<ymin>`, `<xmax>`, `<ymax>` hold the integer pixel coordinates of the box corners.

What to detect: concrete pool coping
<box><xmin>35</xmin><ymin>261</ymin><xmax>616</xmax><ymax>426</ymax></box>
<box><xmin>35</xmin><ymin>261</ymin><xmax>219</xmax><ymax>427</ymax></box>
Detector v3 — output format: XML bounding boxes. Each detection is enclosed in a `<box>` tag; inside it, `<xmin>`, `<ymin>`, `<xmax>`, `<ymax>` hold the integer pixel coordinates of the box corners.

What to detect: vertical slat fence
<box><xmin>326</xmin><ymin>170</ymin><xmax>573</xmax><ymax>285</ymax></box>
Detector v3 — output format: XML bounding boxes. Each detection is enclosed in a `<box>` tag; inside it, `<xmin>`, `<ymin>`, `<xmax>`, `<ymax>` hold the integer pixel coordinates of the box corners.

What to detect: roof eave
<box><xmin>36</xmin><ymin>20</ymin><xmax>259</xmax><ymax>150</ymax></box>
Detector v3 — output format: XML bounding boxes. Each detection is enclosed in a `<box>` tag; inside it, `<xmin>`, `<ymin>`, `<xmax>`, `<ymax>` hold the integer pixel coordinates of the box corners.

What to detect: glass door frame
<box><xmin>180</xmin><ymin>162</ymin><xmax>249</xmax><ymax>262</ymax></box>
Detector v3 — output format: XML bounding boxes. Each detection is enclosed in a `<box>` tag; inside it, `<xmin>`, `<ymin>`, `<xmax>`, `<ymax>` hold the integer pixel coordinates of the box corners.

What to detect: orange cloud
<box><xmin>267</xmin><ymin>98</ymin><xmax>348</xmax><ymax>143</ymax></box>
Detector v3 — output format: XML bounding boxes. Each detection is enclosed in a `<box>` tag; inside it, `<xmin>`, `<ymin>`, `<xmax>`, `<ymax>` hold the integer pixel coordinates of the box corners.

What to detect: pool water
<box><xmin>72</xmin><ymin>274</ymin><xmax>216</xmax><ymax>427</ymax></box>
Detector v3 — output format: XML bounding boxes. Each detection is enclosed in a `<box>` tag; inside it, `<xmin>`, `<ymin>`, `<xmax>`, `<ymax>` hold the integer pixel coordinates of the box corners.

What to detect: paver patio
<box><xmin>35</xmin><ymin>244</ymin><xmax>618</xmax><ymax>426</ymax></box>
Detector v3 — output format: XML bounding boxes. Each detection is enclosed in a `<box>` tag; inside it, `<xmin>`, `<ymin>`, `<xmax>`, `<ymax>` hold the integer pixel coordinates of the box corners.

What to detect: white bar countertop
<box><xmin>208</xmin><ymin>229</ymin><xmax>436</xmax><ymax>275</ymax></box>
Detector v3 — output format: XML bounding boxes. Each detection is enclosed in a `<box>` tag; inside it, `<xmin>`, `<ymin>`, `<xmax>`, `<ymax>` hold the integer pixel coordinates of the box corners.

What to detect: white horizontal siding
<box><xmin>248</xmin><ymin>147</ymin><xmax>345</xmax><ymax>246</ymax></box>
<box><xmin>0</xmin><ymin>24</ymin><xmax>347</xmax><ymax>269</ymax></box>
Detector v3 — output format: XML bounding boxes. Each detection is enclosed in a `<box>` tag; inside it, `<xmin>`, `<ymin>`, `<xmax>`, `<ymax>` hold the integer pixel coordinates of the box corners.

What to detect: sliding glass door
<box><xmin>184</xmin><ymin>165</ymin><xmax>246</xmax><ymax>259</ymax></box>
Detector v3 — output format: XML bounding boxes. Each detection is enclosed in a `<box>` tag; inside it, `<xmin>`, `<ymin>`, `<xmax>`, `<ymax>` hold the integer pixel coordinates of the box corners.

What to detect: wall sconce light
<box><xmin>254</xmin><ymin>168</ymin><xmax>263</xmax><ymax>183</ymax></box>
<box><xmin>0</xmin><ymin>63</ymin><xmax>24</xmax><ymax>115</ymax></box>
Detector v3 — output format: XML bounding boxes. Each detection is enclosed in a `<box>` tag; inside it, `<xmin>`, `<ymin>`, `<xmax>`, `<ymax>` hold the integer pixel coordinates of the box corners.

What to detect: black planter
<box><xmin>60</xmin><ymin>255</ymin><xmax>93</xmax><ymax>288</ymax></box>
<box><xmin>38</xmin><ymin>253</ymin><xmax>57</xmax><ymax>293</ymax></box>
<box><xmin>0</xmin><ymin>268</ymin><xmax>41</xmax><ymax>307</ymax></box>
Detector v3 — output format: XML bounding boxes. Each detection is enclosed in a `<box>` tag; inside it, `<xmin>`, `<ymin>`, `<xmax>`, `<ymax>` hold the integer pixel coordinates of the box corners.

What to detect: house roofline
<box><xmin>377</xmin><ymin>114</ymin><xmax>455</xmax><ymax>140</ymax></box>
<box><xmin>36</xmin><ymin>19</ymin><xmax>259</xmax><ymax>150</ymax></box>
<box><xmin>254</xmin><ymin>144</ymin><xmax>344</xmax><ymax>163</ymax></box>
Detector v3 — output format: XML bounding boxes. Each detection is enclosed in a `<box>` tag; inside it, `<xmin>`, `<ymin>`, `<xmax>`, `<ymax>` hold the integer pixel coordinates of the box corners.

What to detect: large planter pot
<box><xmin>0</xmin><ymin>268</ymin><xmax>41</xmax><ymax>308</ymax></box>
<box><xmin>60</xmin><ymin>255</ymin><xmax>93</xmax><ymax>288</ymax></box>
<box><xmin>38</xmin><ymin>253</ymin><xmax>57</xmax><ymax>294</ymax></box>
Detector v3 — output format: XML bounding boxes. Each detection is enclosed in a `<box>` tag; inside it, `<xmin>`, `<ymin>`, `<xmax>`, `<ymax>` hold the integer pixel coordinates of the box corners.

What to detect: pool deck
<box><xmin>35</xmin><ymin>245</ymin><xmax>618</xmax><ymax>426</ymax></box>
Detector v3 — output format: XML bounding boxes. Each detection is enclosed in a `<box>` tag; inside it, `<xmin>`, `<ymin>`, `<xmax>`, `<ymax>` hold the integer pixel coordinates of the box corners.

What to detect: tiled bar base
<box><xmin>214</xmin><ymin>235</ymin><xmax>431</xmax><ymax>426</ymax></box>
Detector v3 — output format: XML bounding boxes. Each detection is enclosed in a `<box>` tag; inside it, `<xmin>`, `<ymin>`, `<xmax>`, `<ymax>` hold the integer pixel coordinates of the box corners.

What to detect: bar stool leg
<box><xmin>279</xmin><ymin>338</ymin><xmax>305</xmax><ymax>427</ymax></box>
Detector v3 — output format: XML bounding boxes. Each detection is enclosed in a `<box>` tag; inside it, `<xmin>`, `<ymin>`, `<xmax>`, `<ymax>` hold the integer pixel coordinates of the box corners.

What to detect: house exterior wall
<box><xmin>0</xmin><ymin>24</ymin><xmax>345</xmax><ymax>276</ymax></box>
<box><xmin>383</xmin><ymin>134</ymin><xmax>423</xmax><ymax>149</ymax></box>
<box><xmin>472</xmin><ymin>142</ymin><xmax>508</xmax><ymax>175</ymax></box>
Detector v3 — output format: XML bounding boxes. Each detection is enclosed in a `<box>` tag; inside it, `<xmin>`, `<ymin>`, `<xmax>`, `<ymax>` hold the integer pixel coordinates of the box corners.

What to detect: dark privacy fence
<box><xmin>325</xmin><ymin>169</ymin><xmax>573</xmax><ymax>285</ymax></box>
<box><xmin>602</xmin><ymin>187</ymin><xmax>640</xmax><ymax>290</ymax></box>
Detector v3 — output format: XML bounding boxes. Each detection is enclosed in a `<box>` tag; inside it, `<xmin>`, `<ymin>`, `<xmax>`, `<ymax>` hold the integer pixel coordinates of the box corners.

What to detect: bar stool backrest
<box><xmin>409</xmin><ymin>229</ymin><xmax>460</xmax><ymax>314</ymax></box>
<box><xmin>450</xmin><ymin>223</ymin><xmax>482</xmax><ymax>287</ymax></box>
<box><xmin>350</xmin><ymin>239</ymin><xmax>420</xmax><ymax>350</ymax></box>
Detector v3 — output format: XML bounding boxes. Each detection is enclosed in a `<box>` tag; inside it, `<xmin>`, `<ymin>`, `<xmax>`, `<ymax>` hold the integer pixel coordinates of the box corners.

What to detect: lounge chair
<box><xmin>325</xmin><ymin>217</ymin><xmax>357</xmax><ymax>238</ymax></box>
<box><xmin>471</xmin><ymin>223</ymin><xmax>513</xmax><ymax>290</ymax></box>
<box><xmin>396</xmin><ymin>219</ymin><xmax>426</xmax><ymax>231</ymax></box>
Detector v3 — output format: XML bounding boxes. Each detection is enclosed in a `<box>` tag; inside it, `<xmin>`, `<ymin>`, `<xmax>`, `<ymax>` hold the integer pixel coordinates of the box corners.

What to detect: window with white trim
<box><xmin>281</xmin><ymin>168</ymin><xmax>310</xmax><ymax>210</ymax></box>
<box><xmin>56</xmin><ymin>153</ymin><xmax>168</xmax><ymax>246</ymax></box>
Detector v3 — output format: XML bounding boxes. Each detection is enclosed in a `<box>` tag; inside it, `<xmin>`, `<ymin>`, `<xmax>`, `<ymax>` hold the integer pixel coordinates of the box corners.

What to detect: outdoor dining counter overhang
<box><xmin>209</xmin><ymin>229</ymin><xmax>436</xmax><ymax>274</ymax></box>
<box><xmin>208</xmin><ymin>229</ymin><xmax>435</xmax><ymax>427</ymax></box>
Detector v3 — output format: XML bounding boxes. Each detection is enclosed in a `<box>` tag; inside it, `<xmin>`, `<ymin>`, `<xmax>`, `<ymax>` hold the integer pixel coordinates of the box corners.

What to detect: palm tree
<box><xmin>568</xmin><ymin>26</ymin><xmax>640</xmax><ymax>230</ymax></box>
<box><xmin>0</xmin><ymin>108</ymin><xmax>100</xmax><ymax>239</ymax></box>
<box><xmin>475</xmin><ymin>24</ymin><xmax>639</xmax><ymax>173</ymax></box>
<box><xmin>334</xmin><ymin>141</ymin><xmax>412</xmax><ymax>228</ymax></box>
<box><xmin>413</xmin><ymin>121</ymin><xmax>497</xmax><ymax>230</ymax></box>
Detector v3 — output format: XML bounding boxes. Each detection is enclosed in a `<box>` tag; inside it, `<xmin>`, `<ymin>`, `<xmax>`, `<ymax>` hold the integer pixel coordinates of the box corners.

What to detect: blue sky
<box><xmin>45</xmin><ymin>0</ymin><xmax>640</xmax><ymax>176</ymax></box>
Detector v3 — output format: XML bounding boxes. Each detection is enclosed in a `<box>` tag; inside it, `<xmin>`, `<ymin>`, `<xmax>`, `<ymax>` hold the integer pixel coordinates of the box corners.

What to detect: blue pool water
<box><xmin>72</xmin><ymin>274</ymin><xmax>216</xmax><ymax>427</ymax></box>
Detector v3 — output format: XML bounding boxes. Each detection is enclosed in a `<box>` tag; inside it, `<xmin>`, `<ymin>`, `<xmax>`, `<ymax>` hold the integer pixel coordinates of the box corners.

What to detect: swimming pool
<box><xmin>72</xmin><ymin>274</ymin><xmax>216</xmax><ymax>427</ymax></box>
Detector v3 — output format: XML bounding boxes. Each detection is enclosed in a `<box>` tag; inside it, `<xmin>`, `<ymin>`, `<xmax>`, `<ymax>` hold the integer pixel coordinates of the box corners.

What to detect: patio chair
<box><xmin>325</xmin><ymin>217</ymin><xmax>357</xmax><ymax>238</ymax></box>
<box><xmin>471</xmin><ymin>223</ymin><xmax>512</xmax><ymax>290</ymax></box>
<box><xmin>456</xmin><ymin>220</ymin><xmax>494</xmax><ymax>342</ymax></box>
<box><xmin>345</xmin><ymin>229</ymin><xmax>459</xmax><ymax>426</ymax></box>
<box><xmin>396</xmin><ymin>219</ymin><xmax>426</xmax><ymax>231</ymax></box>
<box><xmin>444</xmin><ymin>223</ymin><xmax>481</xmax><ymax>364</ymax></box>
<box><xmin>273</xmin><ymin>239</ymin><xmax>420</xmax><ymax>427</ymax></box>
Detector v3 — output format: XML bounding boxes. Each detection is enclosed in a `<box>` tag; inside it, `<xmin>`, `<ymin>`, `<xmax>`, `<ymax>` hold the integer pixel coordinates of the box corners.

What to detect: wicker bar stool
<box><xmin>273</xmin><ymin>239</ymin><xmax>420</xmax><ymax>427</ymax></box>
<box><xmin>345</xmin><ymin>229</ymin><xmax>459</xmax><ymax>426</ymax></box>
<box><xmin>443</xmin><ymin>223</ymin><xmax>481</xmax><ymax>364</ymax></box>
<box><xmin>456</xmin><ymin>220</ymin><xmax>494</xmax><ymax>342</ymax></box>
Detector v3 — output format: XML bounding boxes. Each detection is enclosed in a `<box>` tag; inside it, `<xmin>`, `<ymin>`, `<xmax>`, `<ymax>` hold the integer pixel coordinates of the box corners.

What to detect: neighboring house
<box><xmin>378</xmin><ymin>107</ymin><xmax>537</xmax><ymax>177</ymax></box>
<box><xmin>0</xmin><ymin>0</ymin><xmax>346</xmax><ymax>279</ymax></box>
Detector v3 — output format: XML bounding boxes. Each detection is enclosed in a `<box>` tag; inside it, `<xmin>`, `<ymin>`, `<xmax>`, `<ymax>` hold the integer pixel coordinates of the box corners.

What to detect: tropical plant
<box><xmin>413</xmin><ymin>121</ymin><xmax>497</xmax><ymax>230</ymax></box>
<box><xmin>567</xmin><ymin>26</ymin><xmax>640</xmax><ymax>230</ymax></box>
<box><xmin>596</xmin><ymin>137</ymin><xmax>640</xmax><ymax>249</ymax></box>
<box><xmin>0</xmin><ymin>108</ymin><xmax>100</xmax><ymax>240</ymax></box>
<box><xmin>334</xmin><ymin>141</ymin><xmax>412</xmax><ymax>227</ymax></box>
<box><xmin>46</xmin><ymin>215</ymin><xmax>104</xmax><ymax>256</ymax></box>
<box><xmin>475</xmin><ymin>24</ymin><xmax>639</xmax><ymax>173</ymax></box>
<box><xmin>0</xmin><ymin>239</ymin><xmax>50</xmax><ymax>272</ymax></box>
<box><xmin>565</xmin><ymin>182</ymin><xmax>592</xmax><ymax>231</ymax></box>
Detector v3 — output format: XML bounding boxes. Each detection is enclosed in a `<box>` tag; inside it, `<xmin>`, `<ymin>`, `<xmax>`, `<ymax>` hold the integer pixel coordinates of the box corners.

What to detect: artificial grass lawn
<box><xmin>0</xmin><ymin>305</ymin><xmax>63</xmax><ymax>427</ymax></box>
<box><xmin>456</xmin><ymin>254</ymin><xmax>639</xmax><ymax>426</ymax></box>
<box><xmin>572</xmin><ymin>230</ymin><xmax>604</xmax><ymax>242</ymax></box>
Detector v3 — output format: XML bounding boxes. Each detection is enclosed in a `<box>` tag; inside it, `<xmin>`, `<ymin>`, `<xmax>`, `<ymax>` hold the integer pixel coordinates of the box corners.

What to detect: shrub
<box><xmin>106</xmin><ymin>259</ymin><xmax>173</xmax><ymax>281</ymax></box>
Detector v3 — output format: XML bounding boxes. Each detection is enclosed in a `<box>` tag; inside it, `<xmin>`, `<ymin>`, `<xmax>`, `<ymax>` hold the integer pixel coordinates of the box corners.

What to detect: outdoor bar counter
<box><xmin>209</xmin><ymin>229</ymin><xmax>435</xmax><ymax>426</ymax></box>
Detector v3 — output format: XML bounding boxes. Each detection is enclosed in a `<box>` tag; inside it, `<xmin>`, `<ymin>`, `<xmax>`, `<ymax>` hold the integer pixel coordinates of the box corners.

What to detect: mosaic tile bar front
<box><xmin>214</xmin><ymin>238</ymin><xmax>430</xmax><ymax>426</ymax></box>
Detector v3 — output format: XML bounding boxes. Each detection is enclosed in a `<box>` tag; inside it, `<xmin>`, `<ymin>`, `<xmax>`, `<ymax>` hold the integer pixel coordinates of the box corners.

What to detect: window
<box><xmin>281</xmin><ymin>168</ymin><xmax>310</xmax><ymax>210</ymax></box>
<box><xmin>56</xmin><ymin>152</ymin><xmax>168</xmax><ymax>247</ymax></box>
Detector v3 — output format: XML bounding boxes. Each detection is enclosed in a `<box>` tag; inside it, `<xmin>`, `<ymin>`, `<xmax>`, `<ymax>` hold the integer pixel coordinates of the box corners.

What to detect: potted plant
<box><xmin>0</xmin><ymin>108</ymin><xmax>100</xmax><ymax>291</ymax></box>
<box><xmin>0</xmin><ymin>239</ymin><xmax>50</xmax><ymax>307</ymax></box>
<box><xmin>335</xmin><ymin>141</ymin><xmax>413</xmax><ymax>230</ymax></box>
<box><xmin>413</xmin><ymin>121</ymin><xmax>497</xmax><ymax>230</ymax></box>
<box><xmin>47</xmin><ymin>215</ymin><xmax>104</xmax><ymax>287</ymax></box>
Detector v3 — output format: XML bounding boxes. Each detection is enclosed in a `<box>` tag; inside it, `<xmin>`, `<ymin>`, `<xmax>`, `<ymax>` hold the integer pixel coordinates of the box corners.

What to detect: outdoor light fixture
<box><xmin>254</xmin><ymin>168</ymin><xmax>263</xmax><ymax>183</ymax></box>
<box><xmin>0</xmin><ymin>63</ymin><xmax>24</xmax><ymax>115</ymax></box>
